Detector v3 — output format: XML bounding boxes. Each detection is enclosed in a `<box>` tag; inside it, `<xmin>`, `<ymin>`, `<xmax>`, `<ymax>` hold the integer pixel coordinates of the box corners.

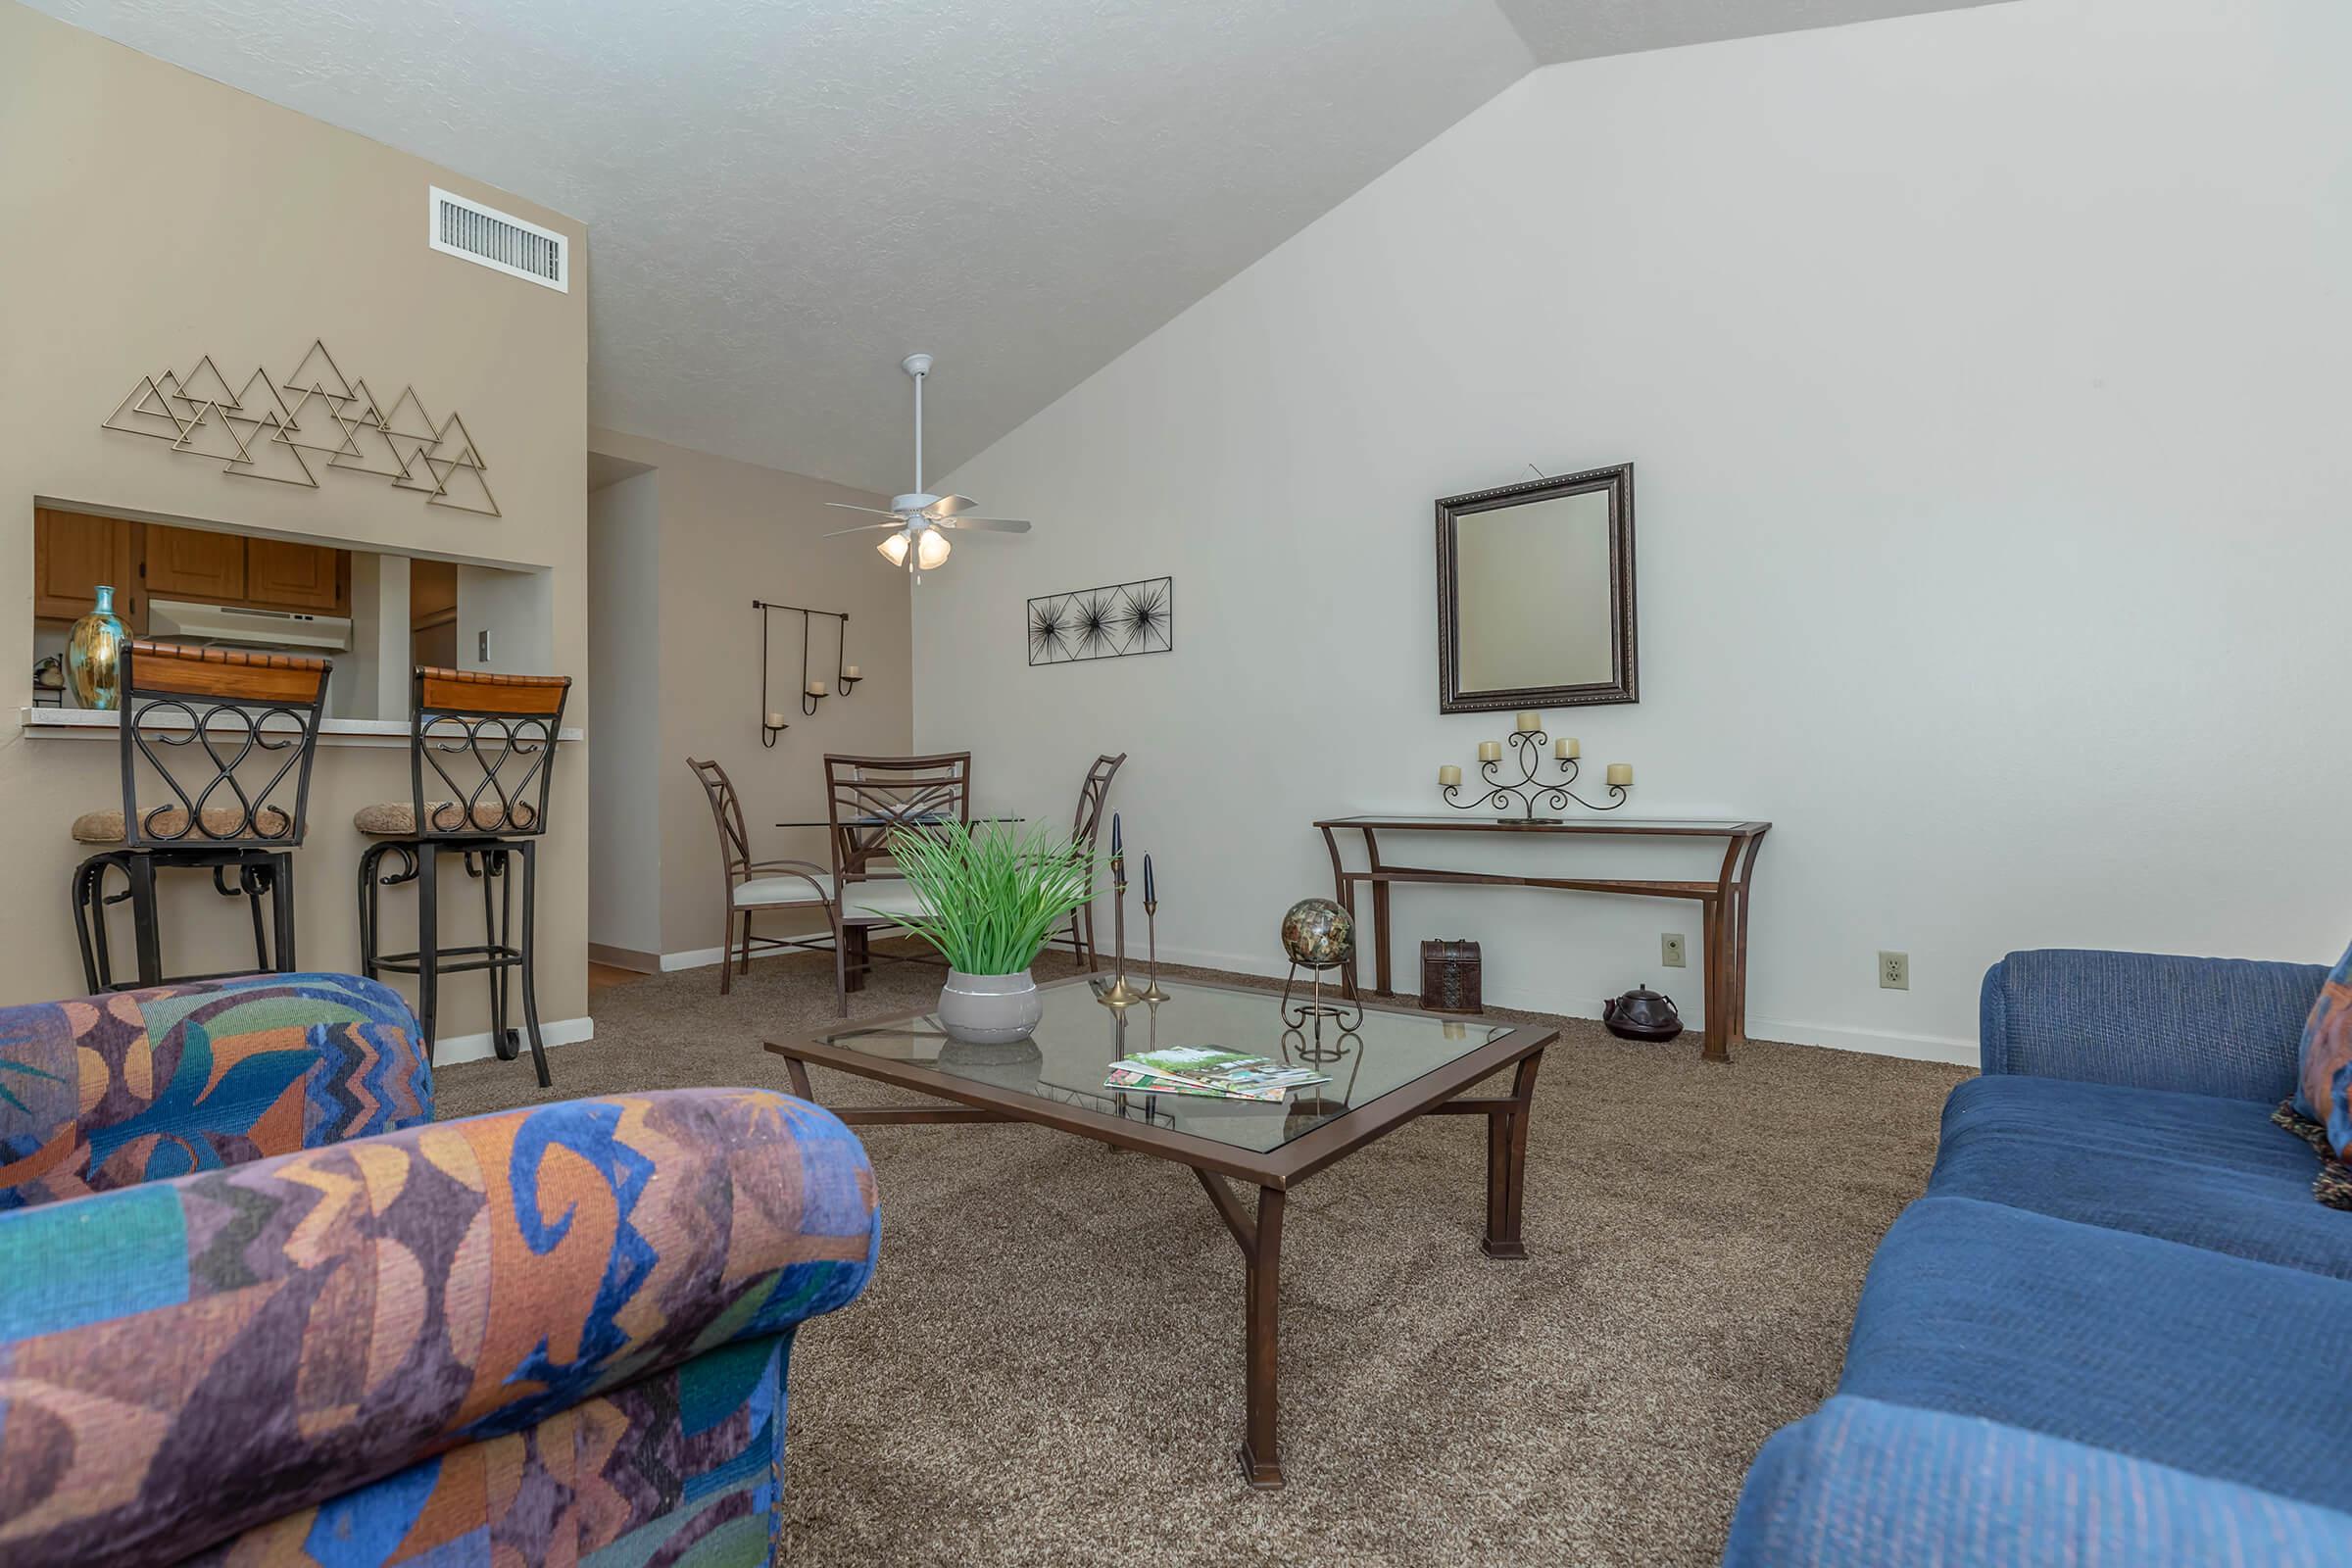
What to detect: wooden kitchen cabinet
<box><xmin>145</xmin><ymin>523</ymin><xmax>246</xmax><ymax>602</ymax></box>
<box><xmin>245</xmin><ymin>537</ymin><xmax>348</xmax><ymax>612</ymax></box>
<box><xmin>32</xmin><ymin>508</ymin><xmax>137</xmax><ymax>623</ymax></box>
<box><xmin>34</xmin><ymin>511</ymin><xmax>351</xmax><ymax>625</ymax></box>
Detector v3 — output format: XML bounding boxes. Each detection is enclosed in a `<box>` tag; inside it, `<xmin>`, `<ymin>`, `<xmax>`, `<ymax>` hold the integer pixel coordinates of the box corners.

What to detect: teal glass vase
<box><xmin>67</xmin><ymin>584</ymin><xmax>127</xmax><ymax>710</ymax></box>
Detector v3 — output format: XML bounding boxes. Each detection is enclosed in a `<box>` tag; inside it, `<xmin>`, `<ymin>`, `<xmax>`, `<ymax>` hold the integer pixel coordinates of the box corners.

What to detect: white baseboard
<box><xmin>1152</xmin><ymin>943</ymin><xmax>1978</xmax><ymax>1066</ymax></box>
<box><xmin>434</xmin><ymin>1014</ymin><xmax>594</xmax><ymax>1066</ymax></box>
<box><xmin>1739</xmin><ymin>1016</ymin><xmax>1977</xmax><ymax>1066</ymax></box>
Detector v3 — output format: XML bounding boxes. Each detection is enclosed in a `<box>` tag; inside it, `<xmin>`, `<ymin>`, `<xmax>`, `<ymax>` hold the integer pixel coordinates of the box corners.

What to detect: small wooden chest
<box><xmin>1419</xmin><ymin>938</ymin><xmax>1483</xmax><ymax>1013</ymax></box>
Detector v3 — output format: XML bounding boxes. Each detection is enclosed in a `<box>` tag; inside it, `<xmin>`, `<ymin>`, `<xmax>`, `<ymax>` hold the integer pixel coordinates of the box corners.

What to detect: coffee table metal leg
<box><xmin>1195</xmin><ymin>1168</ymin><xmax>1290</xmax><ymax>1488</ymax></box>
<box><xmin>1482</xmin><ymin>1052</ymin><xmax>1542</xmax><ymax>1260</ymax></box>
<box><xmin>1239</xmin><ymin>1185</ymin><xmax>1287</xmax><ymax>1488</ymax></box>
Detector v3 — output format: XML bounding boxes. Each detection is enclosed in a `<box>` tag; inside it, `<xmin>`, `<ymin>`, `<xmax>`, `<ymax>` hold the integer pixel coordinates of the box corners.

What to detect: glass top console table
<box><xmin>1313</xmin><ymin>815</ymin><xmax>1771</xmax><ymax>1062</ymax></box>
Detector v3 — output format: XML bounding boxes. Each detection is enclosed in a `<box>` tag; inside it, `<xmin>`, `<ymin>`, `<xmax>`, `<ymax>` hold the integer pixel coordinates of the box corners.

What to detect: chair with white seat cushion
<box><xmin>689</xmin><ymin>756</ymin><xmax>849</xmax><ymax>999</ymax></box>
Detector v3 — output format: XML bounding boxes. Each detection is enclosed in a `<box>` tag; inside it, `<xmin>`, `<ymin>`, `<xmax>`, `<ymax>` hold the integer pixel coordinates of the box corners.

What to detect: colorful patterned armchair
<box><xmin>0</xmin><ymin>972</ymin><xmax>880</xmax><ymax>1566</ymax></box>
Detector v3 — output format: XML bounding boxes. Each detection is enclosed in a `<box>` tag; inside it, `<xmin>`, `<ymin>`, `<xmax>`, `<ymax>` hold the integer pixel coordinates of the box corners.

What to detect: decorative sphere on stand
<box><xmin>1280</xmin><ymin>898</ymin><xmax>1354</xmax><ymax>968</ymax></box>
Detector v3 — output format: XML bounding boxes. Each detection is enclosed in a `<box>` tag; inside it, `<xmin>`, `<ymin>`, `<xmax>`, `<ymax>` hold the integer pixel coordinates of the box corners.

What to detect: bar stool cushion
<box><xmin>71</xmin><ymin>805</ymin><xmax>293</xmax><ymax>844</ymax></box>
<box><xmin>353</xmin><ymin>800</ymin><xmax>540</xmax><ymax>836</ymax></box>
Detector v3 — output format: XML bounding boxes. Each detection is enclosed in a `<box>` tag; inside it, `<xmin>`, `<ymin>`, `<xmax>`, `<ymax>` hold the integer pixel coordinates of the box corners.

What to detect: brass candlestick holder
<box><xmin>1096</xmin><ymin>845</ymin><xmax>1145</xmax><ymax>1007</ymax></box>
<box><xmin>1141</xmin><ymin>890</ymin><xmax>1170</xmax><ymax>1003</ymax></box>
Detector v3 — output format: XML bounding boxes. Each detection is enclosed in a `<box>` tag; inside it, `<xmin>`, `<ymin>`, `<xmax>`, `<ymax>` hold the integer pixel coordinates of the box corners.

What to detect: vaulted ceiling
<box><xmin>24</xmin><ymin>0</ymin><xmax>2010</xmax><ymax>492</ymax></box>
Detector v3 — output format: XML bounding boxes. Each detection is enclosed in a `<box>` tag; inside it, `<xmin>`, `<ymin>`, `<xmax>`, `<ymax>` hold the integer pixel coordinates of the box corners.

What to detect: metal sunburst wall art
<box><xmin>1027</xmin><ymin>576</ymin><xmax>1173</xmax><ymax>665</ymax></box>
<box><xmin>101</xmin><ymin>339</ymin><xmax>499</xmax><ymax>516</ymax></box>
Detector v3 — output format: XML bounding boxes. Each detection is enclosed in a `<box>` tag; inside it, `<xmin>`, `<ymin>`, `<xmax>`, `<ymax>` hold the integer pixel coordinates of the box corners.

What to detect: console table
<box><xmin>1313</xmin><ymin>815</ymin><xmax>1771</xmax><ymax>1062</ymax></box>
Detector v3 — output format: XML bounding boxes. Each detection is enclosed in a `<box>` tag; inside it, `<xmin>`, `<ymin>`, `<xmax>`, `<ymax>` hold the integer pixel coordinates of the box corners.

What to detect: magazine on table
<box><xmin>1104</xmin><ymin>1045</ymin><xmax>1326</xmax><ymax>1101</ymax></box>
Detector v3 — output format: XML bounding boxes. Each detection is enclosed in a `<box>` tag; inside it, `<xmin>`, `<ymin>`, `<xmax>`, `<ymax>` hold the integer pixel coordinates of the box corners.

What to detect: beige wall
<box><xmin>0</xmin><ymin>2</ymin><xmax>589</xmax><ymax>1045</ymax></box>
<box><xmin>584</xmin><ymin>428</ymin><xmax>907</xmax><ymax>961</ymax></box>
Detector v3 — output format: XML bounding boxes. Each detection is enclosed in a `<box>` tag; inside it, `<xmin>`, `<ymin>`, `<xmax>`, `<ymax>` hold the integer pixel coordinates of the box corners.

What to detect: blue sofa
<box><xmin>1724</xmin><ymin>949</ymin><xmax>2352</xmax><ymax>1565</ymax></box>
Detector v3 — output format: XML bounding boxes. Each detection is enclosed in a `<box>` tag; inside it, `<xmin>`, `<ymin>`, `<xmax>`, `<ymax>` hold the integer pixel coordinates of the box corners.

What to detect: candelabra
<box><xmin>1440</xmin><ymin>712</ymin><xmax>1631</xmax><ymax>821</ymax></box>
<box><xmin>754</xmin><ymin>599</ymin><xmax>861</xmax><ymax>745</ymax></box>
<box><xmin>1139</xmin><ymin>852</ymin><xmax>1169</xmax><ymax>1003</ymax></box>
<box><xmin>1096</xmin><ymin>812</ymin><xmax>1145</xmax><ymax>1006</ymax></box>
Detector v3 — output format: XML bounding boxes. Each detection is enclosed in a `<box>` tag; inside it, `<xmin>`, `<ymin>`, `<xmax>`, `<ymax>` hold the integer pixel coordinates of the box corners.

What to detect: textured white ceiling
<box><xmin>24</xmin><ymin>0</ymin><xmax>2006</xmax><ymax>491</ymax></box>
<box><xmin>1494</xmin><ymin>0</ymin><xmax>2013</xmax><ymax>63</ymax></box>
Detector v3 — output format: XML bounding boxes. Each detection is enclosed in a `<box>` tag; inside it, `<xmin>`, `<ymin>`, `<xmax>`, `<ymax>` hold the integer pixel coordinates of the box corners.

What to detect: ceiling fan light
<box><xmin>915</xmin><ymin>529</ymin><xmax>953</xmax><ymax>570</ymax></box>
<box><xmin>877</xmin><ymin>531</ymin><xmax>911</xmax><ymax>566</ymax></box>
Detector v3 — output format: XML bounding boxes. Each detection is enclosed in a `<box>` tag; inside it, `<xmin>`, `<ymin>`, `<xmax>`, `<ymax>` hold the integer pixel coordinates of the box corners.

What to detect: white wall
<box><xmin>913</xmin><ymin>0</ymin><xmax>2352</xmax><ymax>1062</ymax></box>
<box><xmin>588</xmin><ymin>469</ymin><xmax>662</xmax><ymax>957</ymax></box>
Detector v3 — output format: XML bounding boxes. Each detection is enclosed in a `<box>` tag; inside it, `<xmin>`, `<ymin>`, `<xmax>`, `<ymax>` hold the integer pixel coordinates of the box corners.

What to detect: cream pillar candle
<box><xmin>1606</xmin><ymin>762</ymin><xmax>1633</xmax><ymax>787</ymax></box>
<box><xmin>807</xmin><ymin>679</ymin><xmax>827</xmax><ymax>697</ymax></box>
<box><xmin>1439</xmin><ymin>764</ymin><xmax>1462</xmax><ymax>788</ymax></box>
<box><xmin>1515</xmin><ymin>710</ymin><xmax>1542</xmax><ymax>734</ymax></box>
<box><xmin>844</xmin><ymin>664</ymin><xmax>860</xmax><ymax>679</ymax></box>
<box><xmin>1478</xmin><ymin>740</ymin><xmax>1502</xmax><ymax>763</ymax></box>
<box><xmin>765</xmin><ymin>711</ymin><xmax>787</xmax><ymax>731</ymax></box>
<box><xmin>1555</xmin><ymin>736</ymin><xmax>1580</xmax><ymax>760</ymax></box>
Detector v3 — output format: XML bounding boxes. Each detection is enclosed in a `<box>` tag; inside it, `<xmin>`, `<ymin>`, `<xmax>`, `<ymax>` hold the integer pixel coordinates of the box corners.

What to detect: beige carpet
<box><xmin>435</xmin><ymin>947</ymin><xmax>1968</xmax><ymax>1567</ymax></box>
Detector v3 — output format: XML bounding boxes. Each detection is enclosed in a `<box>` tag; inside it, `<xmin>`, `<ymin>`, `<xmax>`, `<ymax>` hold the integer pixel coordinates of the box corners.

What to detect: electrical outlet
<box><xmin>1879</xmin><ymin>951</ymin><xmax>1909</xmax><ymax>991</ymax></box>
<box><xmin>1661</xmin><ymin>933</ymin><xmax>1687</xmax><ymax>968</ymax></box>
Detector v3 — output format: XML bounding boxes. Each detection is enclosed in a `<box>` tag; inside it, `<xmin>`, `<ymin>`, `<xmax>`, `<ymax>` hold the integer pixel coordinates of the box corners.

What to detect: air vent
<box><xmin>428</xmin><ymin>186</ymin><xmax>567</xmax><ymax>292</ymax></box>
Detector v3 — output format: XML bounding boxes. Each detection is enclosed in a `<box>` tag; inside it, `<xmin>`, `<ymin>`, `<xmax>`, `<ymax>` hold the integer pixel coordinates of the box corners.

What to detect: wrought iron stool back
<box><xmin>119</xmin><ymin>640</ymin><xmax>330</xmax><ymax>848</ymax></box>
<box><xmin>406</xmin><ymin>667</ymin><xmax>570</xmax><ymax>838</ymax></box>
<box><xmin>71</xmin><ymin>641</ymin><xmax>331</xmax><ymax>993</ymax></box>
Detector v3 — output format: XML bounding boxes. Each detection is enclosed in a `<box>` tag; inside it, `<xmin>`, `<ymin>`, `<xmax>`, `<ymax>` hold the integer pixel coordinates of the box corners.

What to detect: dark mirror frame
<box><xmin>1435</xmin><ymin>461</ymin><xmax>1637</xmax><ymax>713</ymax></box>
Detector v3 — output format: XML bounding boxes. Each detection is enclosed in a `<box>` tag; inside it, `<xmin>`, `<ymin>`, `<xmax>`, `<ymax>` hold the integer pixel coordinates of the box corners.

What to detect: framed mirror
<box><xmin>1436</xmin><ymin>462</ymin><xmax>1636</xmax><ymax>712</ymax></box>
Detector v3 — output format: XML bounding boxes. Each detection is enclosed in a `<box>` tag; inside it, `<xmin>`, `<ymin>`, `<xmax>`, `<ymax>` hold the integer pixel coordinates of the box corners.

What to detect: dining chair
<box><xmin>822</xmin><ymin>752</ymin><xmax>970</xmax><ymax>1012</ymax></box>
<box><xmin>1050</xmin><ymin>753</ymin><xmax>1125</xmax><ymax>970</ymax></box>
<box><xmin>687</xmin><ymin>756</ymin><xmax>842</xmax><ymax>996</ymax></box>
<box><xmin>70</xmin><ymin>641</ymin><xmax>331</xmax><ymax>992</ymax></box>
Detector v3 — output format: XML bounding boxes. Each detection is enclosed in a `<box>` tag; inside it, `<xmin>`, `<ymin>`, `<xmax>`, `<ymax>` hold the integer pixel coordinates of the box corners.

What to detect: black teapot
<box><xmin>1603</xmin><ymin>984</ymin><xmax>1684</xmax><ymax>1042</ymax></box>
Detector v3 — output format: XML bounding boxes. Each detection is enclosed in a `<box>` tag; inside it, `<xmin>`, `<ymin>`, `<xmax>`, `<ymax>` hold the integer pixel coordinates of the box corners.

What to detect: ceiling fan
<box><xmin>823</xmin><ymin>353</ymin><xmax>1030</xmax><ymax>576</ymax></box>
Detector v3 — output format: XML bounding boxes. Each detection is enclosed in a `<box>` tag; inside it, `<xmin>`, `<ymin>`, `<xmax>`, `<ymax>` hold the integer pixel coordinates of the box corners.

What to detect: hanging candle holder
<box><xmin>1439</xmin><ymin>710</ymin><xmax>1631</xmax><ymax>821</ymax></box>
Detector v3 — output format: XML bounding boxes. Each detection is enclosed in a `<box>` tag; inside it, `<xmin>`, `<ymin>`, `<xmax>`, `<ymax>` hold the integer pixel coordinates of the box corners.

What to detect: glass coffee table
<box><xmin>765</xmin><ymin>972</ymin><xmax>1556</xmax><ymax>1488</ymax></box>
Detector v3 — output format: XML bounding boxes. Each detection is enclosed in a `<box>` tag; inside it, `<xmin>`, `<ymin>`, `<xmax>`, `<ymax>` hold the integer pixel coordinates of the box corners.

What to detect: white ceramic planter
<box><xmin>938</xmin><ymin>968</ymin><xmax>1044</xmax><ymax>1045</ymax></box>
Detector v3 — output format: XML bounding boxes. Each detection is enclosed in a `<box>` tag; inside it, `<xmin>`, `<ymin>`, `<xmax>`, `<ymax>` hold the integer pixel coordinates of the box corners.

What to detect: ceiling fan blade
<box><xmin>944</xmin><ymin>517</ymin><xmax>1031</xmax><ymax>534</ymax></box>
<box><xmin>824</xmin><ymin>501</ymin><xmax>906</xmax><ymax>517</ymax></box>
<box><xmin>924</xmin><ymin>494</ymin><xmax>978</xmax><ymax>518</ymax></box>
<box><xmin>822</xmin><ymin>522</ymin><xmax>906</xmax><ymax>539</ymax></box>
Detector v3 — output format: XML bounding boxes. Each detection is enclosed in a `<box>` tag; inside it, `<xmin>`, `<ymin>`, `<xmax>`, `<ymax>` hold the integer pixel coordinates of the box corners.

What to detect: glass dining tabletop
<box><xmin>799</xmin><ymin>974</ymin><xmax>1509</xmax><ymax>1155</ymax></box>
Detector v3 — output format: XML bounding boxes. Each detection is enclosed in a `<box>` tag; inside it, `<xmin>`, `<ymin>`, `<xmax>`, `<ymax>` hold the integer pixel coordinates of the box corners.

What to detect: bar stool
<box><xmin>71</xmin><ymin>641</ymin><xmax>331</xmax><ymax>992</ymax></box>
<box><xmin>356</xmin><ymin>666</ymin><xmax>569</xmax><ymax>1087</ymax></box>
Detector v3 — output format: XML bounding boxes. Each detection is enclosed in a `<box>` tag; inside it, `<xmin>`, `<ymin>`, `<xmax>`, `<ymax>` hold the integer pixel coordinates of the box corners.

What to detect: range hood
<box><xmin>147</xmin><ymin>599</ymin><xmax>352</xmax><ymax>653</ymax></box>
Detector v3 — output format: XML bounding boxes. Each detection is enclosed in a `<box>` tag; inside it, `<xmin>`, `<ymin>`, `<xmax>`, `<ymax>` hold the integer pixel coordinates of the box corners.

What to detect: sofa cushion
<box><xmin>2295</xmin><ymin>940</ymin><xmax>2352</xmax><ymax>1157</ymax></box>
<box><xmin>1929</xmin><ymin>1075</ymin><xmax>2352</xmax><ymax>1279</ymax></box>
<box><xmin>1839</xmin><ymin>1196</ymin><xmax>2352</xmax><ymax>1512</ymax></box>
<box><xmin>1725</xmin><ymin>1396</ymin><xmax>2352</xmax><ymax>1568</ymax></box>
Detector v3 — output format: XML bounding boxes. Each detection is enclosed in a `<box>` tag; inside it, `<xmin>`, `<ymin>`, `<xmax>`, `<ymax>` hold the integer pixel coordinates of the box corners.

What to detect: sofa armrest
<box><xmin>0</xmin><ymin>971</ymin><xmax>429</xmax><ymax>1210</ymax></box>
<box><xmin>1725</xmin><ymin>1396</ymin><xmax>2350</xmax><ymax>1567</ymax></box>
<box><xmin>1979</xmin><ymin>949</ymin><xmax>2320</xmax><ymax>1102</ymax></box>
<box><xmin>0</xmin><ymin>1086</ymin><xmax>878</xmax><ymax>1568</ymax></box>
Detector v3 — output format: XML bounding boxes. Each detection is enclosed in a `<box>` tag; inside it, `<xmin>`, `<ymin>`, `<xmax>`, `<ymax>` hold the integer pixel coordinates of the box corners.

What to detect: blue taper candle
<box><xmin>1143</xmin><ymin>852</ymin><xmax>1155</xmax><ymax>903</ymax></box>
<box><xmin>1110</xmin><ymin>812</ymin><xmax>1122</xmax><ymax>857</ymax></box>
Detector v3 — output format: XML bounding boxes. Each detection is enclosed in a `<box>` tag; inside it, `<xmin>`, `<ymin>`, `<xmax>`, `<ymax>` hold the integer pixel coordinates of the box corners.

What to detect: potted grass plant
<box><xmin>868</xmin><ymin>820</ymin><xmax>1098</xmax><ymax>1045</ymax></box>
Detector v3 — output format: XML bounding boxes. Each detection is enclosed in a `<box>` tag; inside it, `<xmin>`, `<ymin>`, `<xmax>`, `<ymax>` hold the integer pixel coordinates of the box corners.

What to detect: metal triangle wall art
<box><xmin>101</xmin><ymin>341</ymin><xmax>500</xmax><ymax>517</ymax></box>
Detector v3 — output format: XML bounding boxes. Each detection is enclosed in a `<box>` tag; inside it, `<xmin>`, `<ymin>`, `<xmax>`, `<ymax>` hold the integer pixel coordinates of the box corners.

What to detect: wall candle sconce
<box><xmin>1440</xmin><ymin>713</ymin><xmax>1631</xmax><ymax>820</ymax></box>
<box><xmin>754</xmin><ymin>599</ymin><xmax>857</xmax><ymax>746</ymax></box>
